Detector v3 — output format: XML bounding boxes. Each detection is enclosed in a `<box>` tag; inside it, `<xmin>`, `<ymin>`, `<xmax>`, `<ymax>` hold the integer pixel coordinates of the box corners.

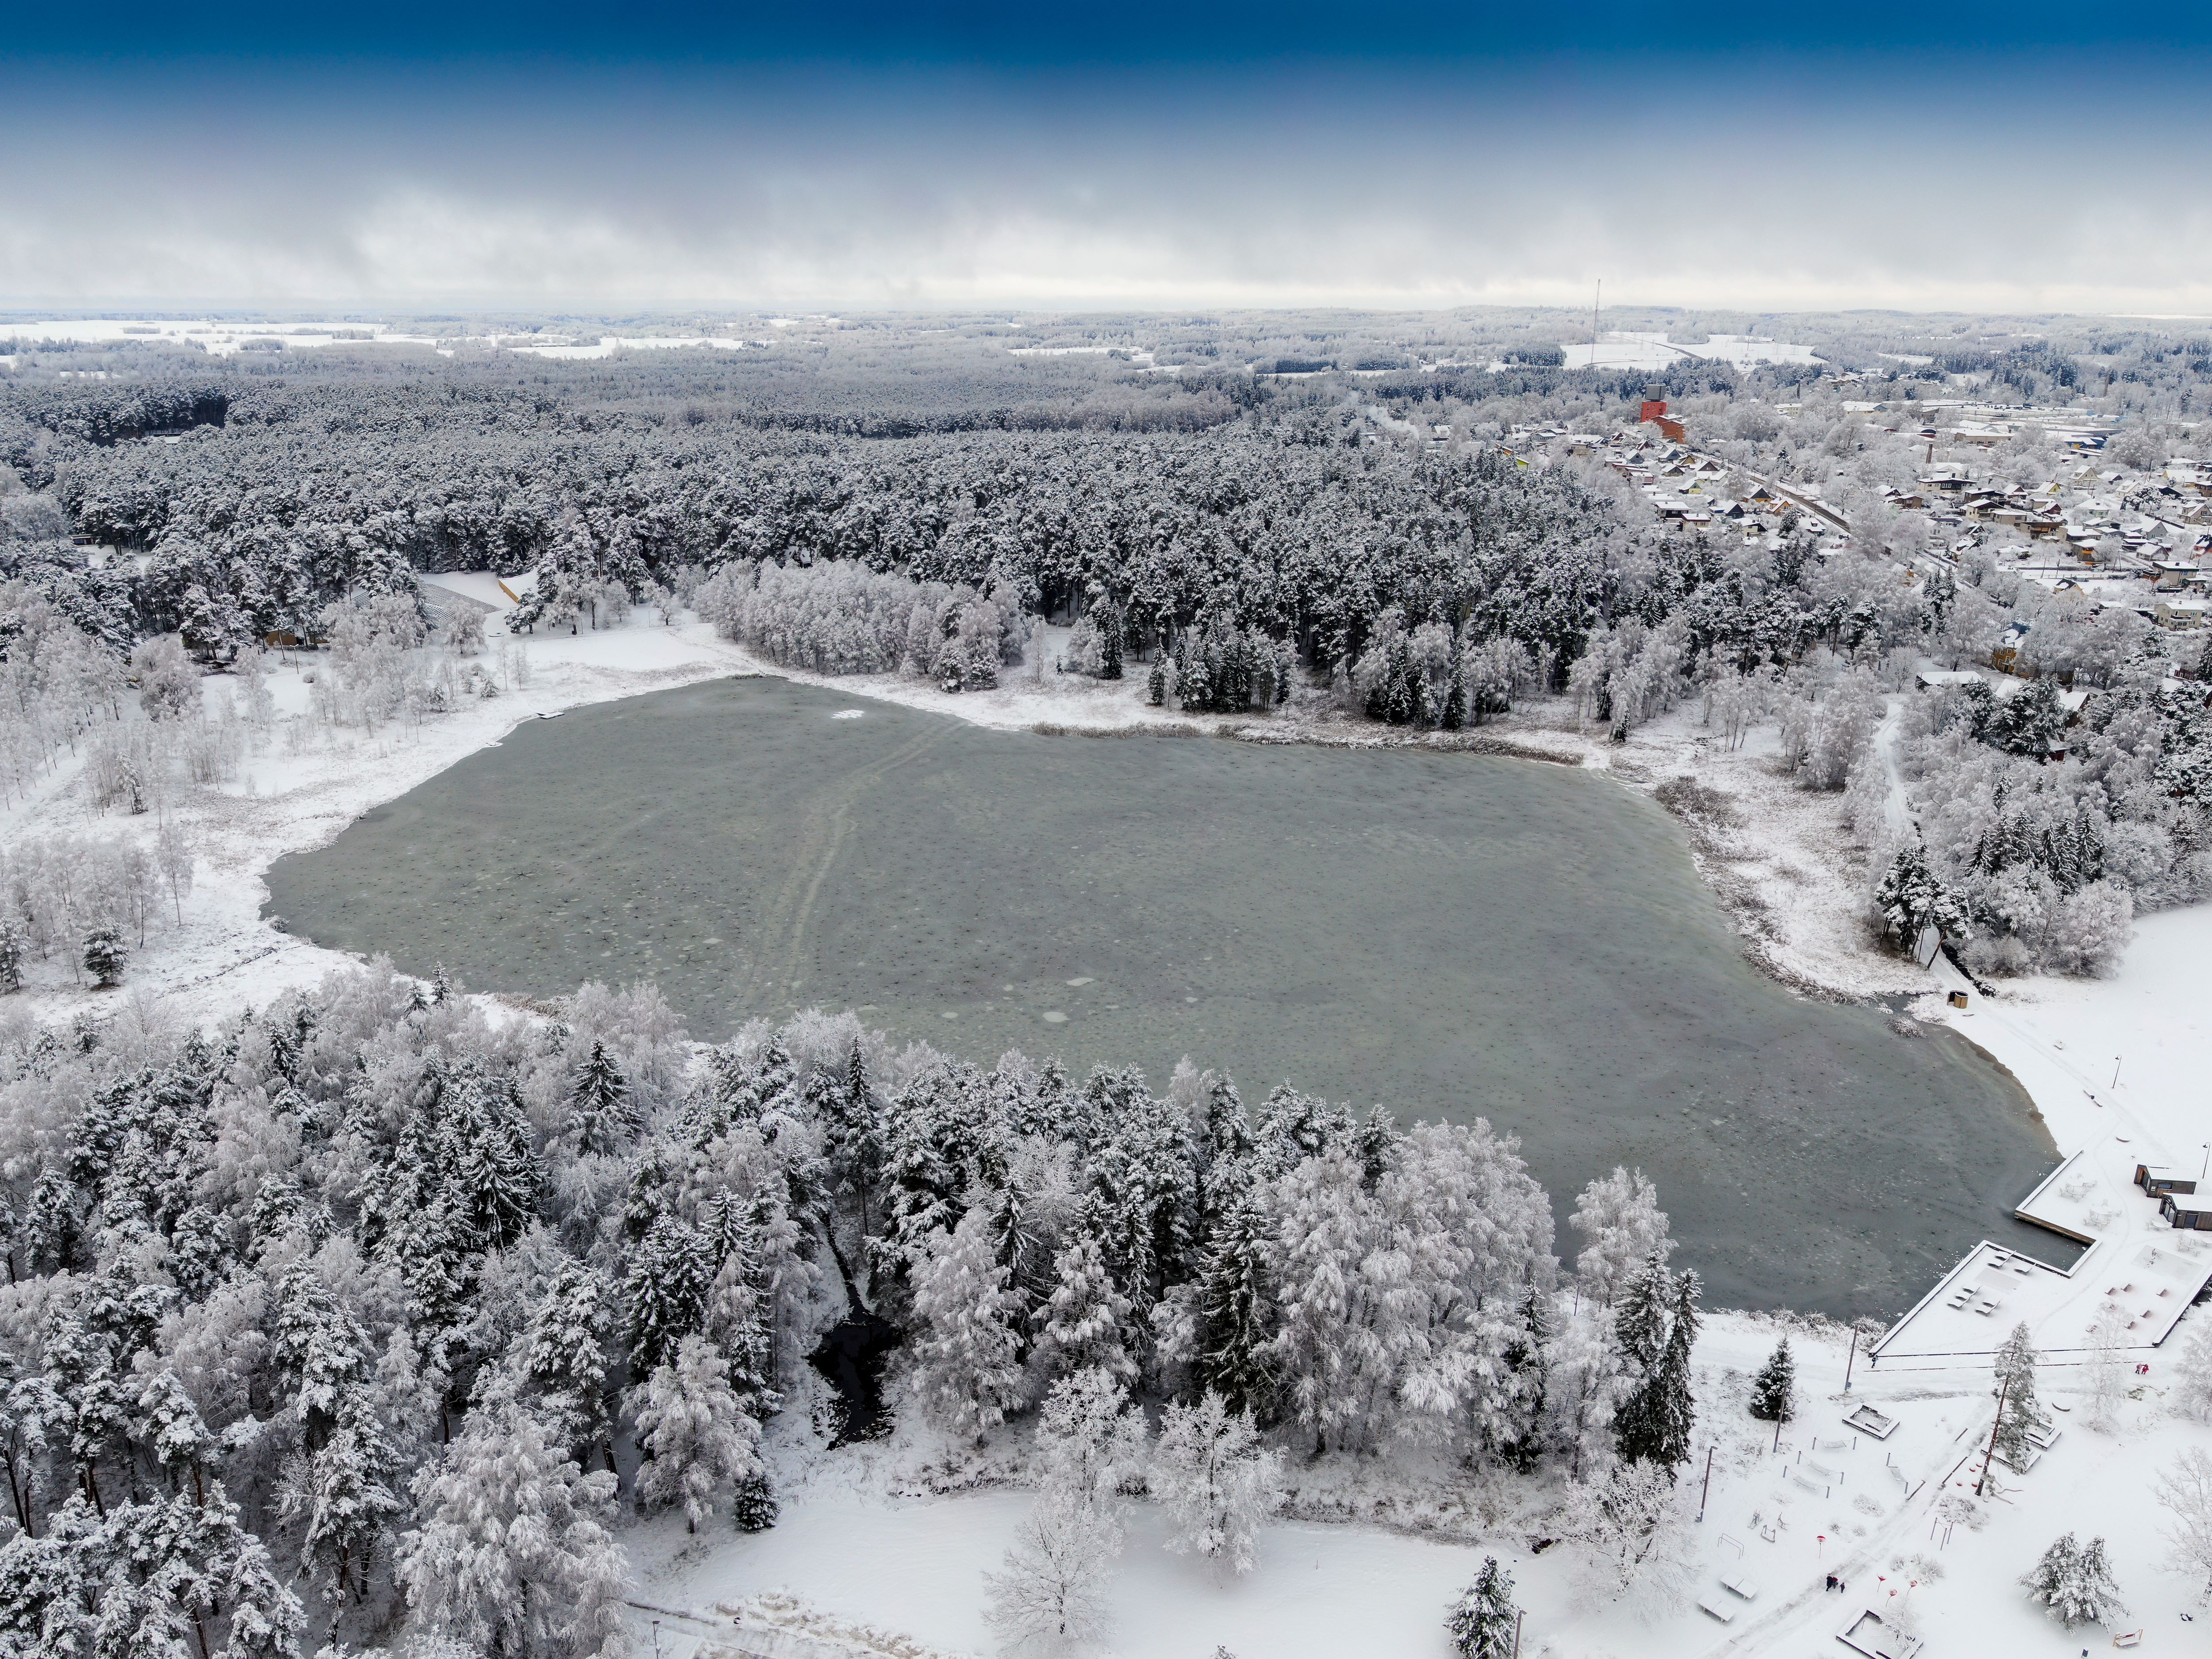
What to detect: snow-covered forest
<box><xmin>0</xmin><ymin>956</ymin><xmax>1727</xmax><ymax>1654</ymax></box>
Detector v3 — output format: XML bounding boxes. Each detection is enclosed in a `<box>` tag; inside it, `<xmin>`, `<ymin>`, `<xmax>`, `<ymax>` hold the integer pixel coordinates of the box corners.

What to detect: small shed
<box><xmin>2161</xmin><ymin>1190</ymin><xmax>2212</xmax><ymax>1231</ymax></box>
<box><xmin>2137</xmin><ymin>1163</ymin><xmax>2199</xmax><ymax>1198</ymax></box>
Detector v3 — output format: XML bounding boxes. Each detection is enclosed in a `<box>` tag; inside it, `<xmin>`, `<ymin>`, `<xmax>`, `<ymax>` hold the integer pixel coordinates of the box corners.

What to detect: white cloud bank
<box><xmin>3</xmin><ymin>64</ymin><xmax>2205</xmax><ymax>314</ymax></box>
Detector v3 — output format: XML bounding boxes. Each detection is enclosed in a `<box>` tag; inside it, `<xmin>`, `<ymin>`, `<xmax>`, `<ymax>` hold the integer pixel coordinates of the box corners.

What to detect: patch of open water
<box><xmin>266</xmin><ymin>676</ymin><xmax>2066</xmax><ymax>1315</ymax></box>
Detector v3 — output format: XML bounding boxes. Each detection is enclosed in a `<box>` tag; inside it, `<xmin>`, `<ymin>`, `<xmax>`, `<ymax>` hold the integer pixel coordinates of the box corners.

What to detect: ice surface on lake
<box><xmin>267</xmin><ymin>677</ymin><xmax>2062</xmax><ymax>1315</ymax></box>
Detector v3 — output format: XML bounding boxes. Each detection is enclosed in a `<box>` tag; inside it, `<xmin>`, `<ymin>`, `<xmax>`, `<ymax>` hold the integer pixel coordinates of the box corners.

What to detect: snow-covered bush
<box><xmin>131</xmin><ymin>631</ymin><xmax>201</xmax><ymax>721</ymax></box>
<box><xmin>982</xmin><ymin>1485</ymin><xmax>1122</xmax><ymax>1652</ymax></box>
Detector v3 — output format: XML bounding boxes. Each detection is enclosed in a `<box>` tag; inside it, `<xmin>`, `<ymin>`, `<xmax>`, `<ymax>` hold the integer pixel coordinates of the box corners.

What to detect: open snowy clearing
<box><xmin>640</xmin><ymin>1306</ymin><xmax>2212</xmax><ymax>1659</ymax></box>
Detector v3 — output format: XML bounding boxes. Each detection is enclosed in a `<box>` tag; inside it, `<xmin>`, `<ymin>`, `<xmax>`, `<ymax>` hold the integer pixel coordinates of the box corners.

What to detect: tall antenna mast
<box><xmin>1591</xmin><ymin>279</ymin><xmax>1601</xmax><ymax>369</ymax></box>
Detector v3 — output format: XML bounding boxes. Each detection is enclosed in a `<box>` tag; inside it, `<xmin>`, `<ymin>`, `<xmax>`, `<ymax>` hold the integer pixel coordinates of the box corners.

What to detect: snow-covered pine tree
<box><xmin>1612</xmin><ymin>1252</ymin><xmax>1672</xmax><ymax>1375</ymax></box>
<box><xmin>1035</xmin><ymin>1233</ymin><xmax>1138</xmax><ymax>1386</ymax></box>
<box><xmin>1494</xmin><ymin>1284</ymin><xmax>1552</xmax><ymax>1472</ymax></box>
<box><xmin>446</xmin><ymin>1071</ymin><xmax>542</xmax><ymax>1249</ymax></box>
<box><xmin>1991</xmin><ymin>1321</ymin><xmax>2045</xmax><ymax>1472</ymax></box>
<box><xmin>627</xmin><ymin>1214</ymin><xmax>713</xmax><ymax>1373</ymax></box>
<box><xmin>1614</xmin><ymin>1262</ymin><xmax>1697</xmax><ymax>1472</ymax></box>
<box><xmin>527</xmin><ymin>1259</ymin><xmax>616</xmax><ymax>1465</ymax></box>
<box><xmin>566</xmin><ymin>1040</ymin><xmax>637</xmax><ymax>1155</ymax></box>
<box><xmin>0</xmin><ymin>920</ymin><xmax>22</xmax><ymax>995</ymax></box>
<box><xmin>136</xmin><ymin>1367</ymin><xmax>214</xmax><ymax>1502</ymax></box>
<box><xmin>396</xmin><ymin>1379</ymin><xmax>631</xmax><ymax>1659</ymax></box>
<box><xmin>284</xmin><ymin>1404</ymin><xmax>405</xmax><ymax>1604</ymax></box>
<box><xmin>2020</xmin><ymin>1532</ymin><xmax>2127</xmax><ymax>1628</ymax></box>
<box><xmin>976</xmin><ymin>1154</ymin><xmax>1047</xmax><ymax>1323</ymax></box>
<box><xmin>81</xmin><ymin>926</ymin><xmax>126</xmax><ymax>989</ymax></box>
<box><xmin>632</xmin><ymin>1334</ymin><xmax>766</xmax><ymax>1534</ymax></box>
<box><xmin>909</xmin><ymin>1209</ymin><xmax>1027</xmax><ymax>1446</ymax></box>
<box><xmin>1874</xmin><ymin>842</ymin><xmax>1969</xmax><ymax>952</ymax></box>
<box><xmin>1748</xmin><ymin>1337</ymin><xmax>1795</xmax><ymax>1423</ymax></box>
<box><xmin>1447</xmin><ymin>1556</ymin><xmax>1520</xmax><ymax>1659</ymax></box>
<box><xmin>1194</xmin><ymin>1190</ymin><xmax>1278</xmax><ymax>1421</ymax></box>
<box><xmin>1151</xmin><ymin>1391</ymin><xmax>1283</xmax><ymax>1576</ymax></box>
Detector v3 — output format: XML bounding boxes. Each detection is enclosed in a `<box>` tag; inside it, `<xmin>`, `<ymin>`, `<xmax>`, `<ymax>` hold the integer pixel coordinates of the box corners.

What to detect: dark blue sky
<box><xmin>3</xmin><ymin>4</ymin><xmax>2205</xmax><ymax>311</ymax></box>
<box><xmin>15</xmin><ymin>0</ymin><xmax>2208</xmax><ymax>62</ymax></box>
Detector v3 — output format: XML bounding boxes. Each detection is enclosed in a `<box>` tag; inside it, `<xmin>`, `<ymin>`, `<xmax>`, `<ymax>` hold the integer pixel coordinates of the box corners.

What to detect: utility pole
<box><xmin>1977</xmin><ymin>1378</ymin><xmax>2009</xmax><ymax>1498</ymax></box>
<box><xmin>2113</xmin><ymin>1055</ymin><xmax>2123</xmax><ymax>1089</ymax></box>
<box><xmin>1698</xmin><ymin>1444</ymin><xmax>1716</xmax><ymax>1521</ymax></box>
<box><xmin>1512</xmin><ymin>1609</ymin><xmax>1525</xmax><ymax>1659</ymax></box>
<box><xmin>1843</xmin><ymin>1329</ymin><xmax>1859</xmax><ymax>1393</ymax></box>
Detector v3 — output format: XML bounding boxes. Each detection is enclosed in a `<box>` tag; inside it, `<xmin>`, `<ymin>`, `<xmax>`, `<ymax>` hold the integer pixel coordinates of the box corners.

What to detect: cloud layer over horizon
<box><xmin>5</xmin><ymin>27</ymin><xmax>2209</xmax><ymax>315</ymax></box>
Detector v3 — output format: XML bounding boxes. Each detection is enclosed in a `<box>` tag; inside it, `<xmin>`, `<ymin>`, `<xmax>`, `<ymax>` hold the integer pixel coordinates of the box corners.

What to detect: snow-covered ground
<box><xmin>639</xmin><ymin>1306</ymin><xmax>2212</xmax><ymax>1659</ymax></box>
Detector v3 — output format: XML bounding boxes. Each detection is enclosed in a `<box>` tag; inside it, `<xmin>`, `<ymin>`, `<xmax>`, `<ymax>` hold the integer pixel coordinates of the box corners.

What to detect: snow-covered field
<box><xmin>13</xmin><ymin>591</ymin><xmax>2212</xmax><ymax>1658</ymax></box>
<box><xmin>637</xmin><ymin>1307</ymin><xmax>2212</xmax><ymax>1659</ymax></box>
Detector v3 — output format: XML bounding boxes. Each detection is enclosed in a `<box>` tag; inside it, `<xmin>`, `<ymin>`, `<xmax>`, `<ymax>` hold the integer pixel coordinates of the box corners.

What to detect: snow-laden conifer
<box><xmin>2020</xmin><ymin>1532</ymin><xmax>2127</xmax><ymax>1628</ymax></box>
<box><xmin>1447</xmin><ymin>1557</ymin><xmax>1520</xmax><ymax>1659</ymax></box>
<box><xmin>1035</xmin><ymin>1233</ymin><xmax>1138</xmax><ymax>1386</ymax></box>
<box><xmin>910</xmin><ymin>1208</ymin><xmax>1027</xmax><ymax>1446</ymax></box>
<box><xmin>633</xmin><ymin>1334</ymin><xmax>767</xmax><ymax>1534</ymax></box>
<box><xmin>396</xmin><ymin>1379</ymin><xmax>630</xmax><ymax>1659</ymax></box>
<box><xmin>1748</xmin><ymin>1337</ymin><xmax>1795</xmax><ymax>1423</ymax></box>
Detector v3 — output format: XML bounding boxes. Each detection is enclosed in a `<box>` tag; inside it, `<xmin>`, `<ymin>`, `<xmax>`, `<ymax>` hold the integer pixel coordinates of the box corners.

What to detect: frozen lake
<box><xmin>266</xmin><ymin>675</ymin><xmax>2063</xmax><ymax>1315</ymax></box>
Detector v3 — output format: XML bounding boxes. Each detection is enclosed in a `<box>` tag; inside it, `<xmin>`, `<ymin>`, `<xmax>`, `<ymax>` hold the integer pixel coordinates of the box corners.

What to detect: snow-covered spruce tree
<box><xmin>567</xmin><ymin>1039</ymin><xmax>638</xmax><ymax>1155</ymax></box>
<box><xmin>1151</xmin><ymin>1391</ymin><xmax>1283</xmax><ymax>1576</ymax></box>
<box><xmin>2020</xmin><ymin>1532</ymin><xmax>2127</xmax><ymax>1629</ymax></box>
<box><xmin>527</xmin><ymin>1259</ymin><xmax>617</xmax><ymax>1468</ymax></box>
<box><xmin>0</xmin><ymin>1484</ymin><xmax>307</xmax><ymax>1659</ymax></box>
<box><xmin>0</xmin><ymin>919</ymin><xmax>21</xmax><ymax>994</ymax></box>
<box><xmin>396</xmin><ymin>1379</ymin><xmax>631</xmax><ymax>1659</ymax></box>
<box><xmin>1874</xmin><ymin>842</ymin><xmax>1969</xmax><ymax>953</ymax></box>
<box><xmin>1495</xmin><ymin>1285</ymin><xmax>1553</xmax><ymax>1472</ymax></box>
<box><xmin>1991</xmin><ymin>1321</ymin><xmax>2046</xmax><ymax>1472</ymax></box>
<box><xmin>81</xmin><ymin>926</ymin><xmax>127</xmax><ymax>988</ymax></box>
<box><xmin>982</xmin><ymin>1484</ymin><xmax>1123</xmax><ymax>1653</ymax></box>
<box><xmin>1748</xmin><ymin>1338</ymin><xmax>1795</xmax><ymax>1423</ymax></box>
<box><xmin>1034</xmin><ymin>1232</ymin><xmax>1138</xmax><ymax>1387</ymax></box>
<box><xmin>1569</xmin><ymin>1168</ymin><xmax>1672</xmax><ymax>1307</ymax></box>
<box><xmin>909</xmin><ymin>1208</ymin><xmax>1027</xmax><ymax>1446</ymax></box>
<box><xmin>1614</xmin><ymin>1265</ymin><xmax>1697</xmax><ymax>1473</ymax></box>
<box><xmin>1448</xmin><ymin>1557</ymin><xmax>1521</xmax><ymax>1659</ymax></box>
<box><xmin>1611</xmin><ymin>1252</ymin><xmax>1672</xmax><ymax>1378</ymax></box>
<box><xmin>627</xmin><ymin>1213</ymin><xmax>713</xmax><ymax>1373</ymax></box>
<box><xmin>632</xmin><ymin>1333</ymin><xmax>766</xmax><ymax>1534</ymax></box>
